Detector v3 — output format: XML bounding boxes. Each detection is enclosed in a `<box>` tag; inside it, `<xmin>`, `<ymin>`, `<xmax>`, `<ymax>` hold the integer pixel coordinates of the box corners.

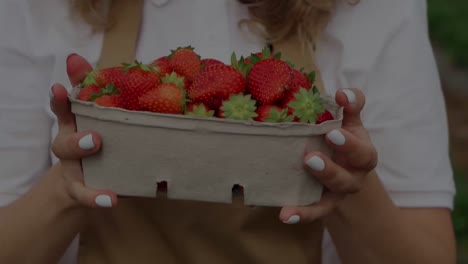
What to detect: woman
<box><xmin>0</xmin><ymin>0</ymin><xmax>457</xmax><ymax>263</ymax></box>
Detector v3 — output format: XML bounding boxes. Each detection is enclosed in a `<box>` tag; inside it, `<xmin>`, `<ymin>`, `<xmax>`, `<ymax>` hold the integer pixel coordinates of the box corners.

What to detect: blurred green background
<box><xmin>428</xmin><ymin>0</ymin><xmax>468</xmax><ymax>262</ymax></box>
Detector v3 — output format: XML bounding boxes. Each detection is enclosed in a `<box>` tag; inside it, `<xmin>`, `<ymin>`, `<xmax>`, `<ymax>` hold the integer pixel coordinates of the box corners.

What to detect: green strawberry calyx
<box><xmin>89</xmin><ymin>84</ymin><xmax>120</xmax><ymax>101</ymax></box>
<box><xmin>168</xmin><ymin>46</ymin><xmax>200</xmax><ymax>60</ymax></box>
<box><xmin>287</xmin><ymin>87</ymin><xmax>325</xmax><ymax>123</ymax></box>
<box><xmin>231</xmin><ymin>52</ymin><xmax>252</xmax><ymax>77</ymax></box>
<box><xmin>264</xmin><ymin>108</ymin><xmax>295</xmax><ymax>123</ymax></box>
<box><xmin>185</xmin><ymin>103</ymin><xmax>215</xmax><ymax>117</ymax></box>
<box><xmin>220</xmin><ymin>93</ymin><xmax>258</xmax><ymax>121</ymax></box>
<box><xmin>161</xmin><ymin>72</ymin><xmax>186</xmax><ymax>90</ymax></box>
<box><xmin>122</xmin><ymin>60</ymin><xmax>157</xmax><ymax>73</ymax></box>
<box><xmin>82</xmin><ymin>70</ymin><xmax>99</xmax><ymax>87</ymax></box>
<box><xmin>248</xmin><ymin>46</ymin><xmax>282</xmax><ymax>65</ymax></box>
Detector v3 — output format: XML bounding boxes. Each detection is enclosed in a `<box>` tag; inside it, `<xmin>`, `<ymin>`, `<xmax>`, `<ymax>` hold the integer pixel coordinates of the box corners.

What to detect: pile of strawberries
<box><xmin>77</xmin><ymin>46</ymin><xmax>334</xmax><ymax>124</ymax></box>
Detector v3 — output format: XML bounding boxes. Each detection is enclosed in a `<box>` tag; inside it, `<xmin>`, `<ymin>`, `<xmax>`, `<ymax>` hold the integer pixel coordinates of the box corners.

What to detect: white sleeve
<box><xmin>0</xmin><ymin>1</ymin><xmax>55</xmax><ymax>207</ymax></box>
<box><xmin>358</xmin><ymin>0</ymin><xmax>455</xmax><ymax>209</ymax></box>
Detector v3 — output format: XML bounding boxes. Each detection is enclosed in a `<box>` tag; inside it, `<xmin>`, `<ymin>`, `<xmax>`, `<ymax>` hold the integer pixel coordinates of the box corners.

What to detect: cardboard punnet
<box><xmin>69</xmin><ymin>87</ymin><xmax>343</xmax><ymax>207</ymax></box>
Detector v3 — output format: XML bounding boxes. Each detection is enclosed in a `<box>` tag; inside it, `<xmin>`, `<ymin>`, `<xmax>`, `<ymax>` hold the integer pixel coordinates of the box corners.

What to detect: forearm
<box><xmin>0</xmin><ymin>164</ymin><xmax>85</xmax><ymax>264</ymax></box>
<box><xmin>324</xmin><ymin>171</ymin><xmax>456</xmax><ymax>264</ymax></box>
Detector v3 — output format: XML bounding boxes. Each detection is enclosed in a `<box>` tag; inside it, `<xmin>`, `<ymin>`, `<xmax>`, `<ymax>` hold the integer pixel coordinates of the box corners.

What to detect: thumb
<box><xmin>335</xmin><ymin>88</ymin><xmax>366</xmax><ymax>128</ymax></box>
<box><xmin>66</xmin><ymin>53</ymin><xmax>94</xmax><ymax>87</ymax></box>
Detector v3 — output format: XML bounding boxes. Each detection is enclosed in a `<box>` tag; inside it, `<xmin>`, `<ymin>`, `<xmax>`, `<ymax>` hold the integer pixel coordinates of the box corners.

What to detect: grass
<box><xmin>428</xmin><ymin>0</ymin><xmax>468</xmax><ymax>68</ymax></box>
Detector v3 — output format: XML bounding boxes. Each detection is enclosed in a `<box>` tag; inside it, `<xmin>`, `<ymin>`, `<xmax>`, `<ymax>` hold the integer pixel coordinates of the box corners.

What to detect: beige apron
<box><xmin>78</xmin><ymin>1</ymin><xmax>326</xmax><ymax>263</ymax></box>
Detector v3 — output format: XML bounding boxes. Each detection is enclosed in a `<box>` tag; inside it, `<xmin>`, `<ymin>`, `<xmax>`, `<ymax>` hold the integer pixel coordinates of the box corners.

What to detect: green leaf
<box><xmin>262</xmin><ymin>46</ymin><xmax>271</xmax><ymax>59</ymax></box>
<box><xmin>249</xmin><ymin>54</ymin><xmax>262</xmax><ymax>65</ymax></box>
<box><xmin>273</xmin><ymin>52</ymin><xmax>282</xmax><ymax>60</ymax></box>
<box><xmin>263</xmin><ymin>108</ymin><xmax>294</xmax><ymax>123</ymax></box>
<box><xmin>312</xmin><ymin>86</ymin><xmax>319</xmax><ymax>94</ymax></box>
<box><xmin>308</xmin><ymin>71</ymin><xmax>316</xmax><ymax>84</ymax></box>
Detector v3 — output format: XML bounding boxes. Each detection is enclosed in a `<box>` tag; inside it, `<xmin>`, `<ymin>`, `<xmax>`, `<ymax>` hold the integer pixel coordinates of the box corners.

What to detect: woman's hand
<box><xmin>50</xmin><ymin>54</ymin><xmax>118</xmax><ymax>208</ymax></box>
<box><xmin>280</xmin><ymin>88</ymin><xmax>378</xmax><ymax>224</ymax></box>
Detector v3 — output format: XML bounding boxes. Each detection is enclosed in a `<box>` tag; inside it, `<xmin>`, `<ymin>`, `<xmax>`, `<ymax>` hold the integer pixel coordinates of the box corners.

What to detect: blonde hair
<box><xmin>71</xmin><ymin>0</ymin><xmax>347</xmax><ymax>45</ymax></box>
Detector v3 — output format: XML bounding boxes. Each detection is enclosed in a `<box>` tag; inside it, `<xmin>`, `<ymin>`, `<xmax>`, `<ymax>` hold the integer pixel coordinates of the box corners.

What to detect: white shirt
<box><xmin>0</xmin><ymin>0</ymin><xmax>456</xmax><ymax>263</ymax></box>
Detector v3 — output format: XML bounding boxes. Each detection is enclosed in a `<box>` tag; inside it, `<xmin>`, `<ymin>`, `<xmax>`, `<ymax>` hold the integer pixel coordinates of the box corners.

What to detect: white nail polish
<box><xmin>79</xmin><ymin>134</ymin><xmax>95</xmax><ymax>150</ymax></box>
<box><xmin>49</xmin><ymin>89</ymin><xmax>55</xmax><ymax>102</ymax></box>
<box><xmin>306</xmin><ymin>156</ymin><xmax>325</xmax><ymax>171</ymax></box>
<box><xmin>95</xmin><ymin>195</ymin><xmax>112</xmax><ymax>207</ymax></box>
<box><xmin>283</xmin><ymin>215</ymin><xmax>301</xmax><ymax>224</ymax></box>
<box><xmin>342</xmin><ymin>89</ymin><xmax>356</xmax><ymax>104</ymax></box>
<box><xmin>327</xmin><ymin>129</ymin><xmax>346</xmax><ymax>146</ymax></box>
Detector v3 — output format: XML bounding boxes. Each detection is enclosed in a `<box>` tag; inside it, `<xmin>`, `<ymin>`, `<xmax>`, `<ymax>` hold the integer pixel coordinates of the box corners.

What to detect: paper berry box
<box><xmin>69</xmin><ymin>88</ymin><xmax>343</xmax><ymax>207</ymax></box>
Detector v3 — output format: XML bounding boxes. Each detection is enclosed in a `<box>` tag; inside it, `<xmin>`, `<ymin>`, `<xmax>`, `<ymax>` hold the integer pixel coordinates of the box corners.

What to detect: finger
<box><xmin>280</xmin><ymin>192</ymin><xmax>344</xmax><ymax>224</ymax></box>
<box><xmin>61</xmin><ymin>160</ymin><xmax>117</xmax><ymax>208</ymax></box>
<box><xmin>303</xmin><ymin>152</ymin><xmax>361</xmax><ymax>194</ymax></box>
<box><xmin>50</xmin><ymin>83</ymin><xmax>76</xmax><ymax>133</ymax></box>
<box><xmin>66</xmin><ymin>53</ymin><xmax>94</xmax><ymax>87</ymax></box>
<box><xmin>325</xmin><ymin>128</ymin><xmax>378</xmax><ymax>172</ymax></box>
<box><xmin>52</xmin><ymin>131</ymin><xmax>102</xmax><ymax>160</ymax></box>
<box><xmin>335</xmin><ymin>88</ymin><xmax>366</xmax><ymax>128</ymax></box>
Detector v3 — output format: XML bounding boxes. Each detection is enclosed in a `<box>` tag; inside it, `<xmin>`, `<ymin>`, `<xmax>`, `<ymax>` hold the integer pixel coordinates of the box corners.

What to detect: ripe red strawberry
<box><xmin>315</xmin><ymin>110</ymin><xmax>334</xmax><ymax>124</ymax></box>
<box><xmin>77</xmin><ymin>84</ymin><xmax>100</xmax><ymax>101</ymax></box>
<box><xmin>219</xmin><ymin>93</ymin><xmax>258</xmax><ymax>121</ymax></box>
<box><xmin>139</xmin><ymin>72</ymin><xmax>186</xmax><ymax>114</ymax></box>
<box><xmin>281</xmin><ymin>69</ymin><xmax>316</xmax><ymax>116</ymax></box>
<box><xmin>254</xmin><ymin>105</ymin><xmax>294</xmax><ymax>123</ymax></box>
<box><xmin>95</xmin><ymin>95</ymin><xmax>121</xmax><ymax>107</ymax></box>
<box><xmin>82</xmin><ymin>67</ymin><xmax>124</xmax><ymax>88</ymax></box>
<box><xmin>118</xmin><ymin>61</ymin><xmax>161</xmax><ymax>111</ymax></box>
<box><xmin>288</xmin><ymin>87</ymin><xmax>326</xmax><ymax>123</ymax></box>
<box><xmin>247</xmin><ymin>58</ymin><xmax>293</xmax><ymax>105</ymax></box>
<box><xmin>201</xmin><ymin>58</ymin><xmax>224</xmax><ymax>69</ymax></box>
<box><xmin>189</xmin><ymin>64</ymin><xmax>246</xmax><ymax>110</ymax></box>
<box><xmin>185</xmin><ymin>103</ymin><xmax>215</xmax><ymax>117</ymax></box>
<box><xmin>150</xmin><ymin>56</ymin><xmax>173</xmax><ymax>77</ymax></box>
<box><xmin>168</xmin><ymin>46</ymin><xmax>201</xmax><ymax>82</ymax></box>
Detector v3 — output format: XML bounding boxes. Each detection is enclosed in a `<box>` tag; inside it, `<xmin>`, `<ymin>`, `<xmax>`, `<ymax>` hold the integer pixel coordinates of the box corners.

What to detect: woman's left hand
<box><xmin>280</xmin><ymin>88</ymin><xmax>378</xmax><ymax>224</ymax></box>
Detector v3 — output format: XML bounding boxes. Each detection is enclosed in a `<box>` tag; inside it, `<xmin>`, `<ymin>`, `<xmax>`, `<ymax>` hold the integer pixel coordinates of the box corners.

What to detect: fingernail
<box><xmin>95</xmin><ymin>195</ymin><xmax>112</xmax><ymax>207</ymax></box>
<box><xmin>66</xmin><ymin>53</ymin><xmax>77</xmax><ymax>64</ymax></box>
<box><xmin>327</xmin><ymin>129</ymin><xmax>346</xmax><ymax>146</ymax></box>
<box><xmin>49</xmin><ymin>86</ymin><xmax>55</xmax><ymax>102</ymax></box>
<box><xmin>342</xmin><ymin>89</ymin><xmax>356</xmax><ymax>104</ymax></box>
<box><xmin>306</xmin><ymin>156</ymin><xmax>325</xmax><ymax>171</ymax></box>
<box><xmin>79</xmin><ymin>134</ymin><xmax>95</xmax><ymax>150</ymax></box>
<box><xmin>283</xmin><ymin>215</ymin><xmax>301</xmax><ymax>224</ymax></box>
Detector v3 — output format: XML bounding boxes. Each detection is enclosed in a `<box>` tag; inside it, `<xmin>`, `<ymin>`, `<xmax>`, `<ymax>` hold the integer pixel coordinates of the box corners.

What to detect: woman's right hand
<box><xmin>50</xmin><ymin>54</ymin><xmax>118</xmax><ymax>208</ymax></box>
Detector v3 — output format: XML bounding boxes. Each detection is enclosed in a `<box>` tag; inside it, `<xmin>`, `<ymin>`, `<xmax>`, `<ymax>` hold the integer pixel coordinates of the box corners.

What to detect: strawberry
<box><xmin>315</xmin><ymin>110</ymin><xmax>334</xmax><ymax>124</ymax></box>
<box><xmin>168</xmin><ymin>46</ymin><xmax>201</xmax><ymax>82</ymax></box>
<box><xmin>244</xmin><ymin>47</ymin><xmax>279</xmax><ymax>65</ymax></box>
<box><xmin>254</xmin><ymin>105</ymin><xmax>294</xmax><ymax>123</ymax></box>
<box><xmin>185</xmin><ymin>103</ymin><xmax>215</xmax><ymax>117</ymax></box>
<box><xmin>201</xmin><ymin>58</ymin><xmax>224</xmax><ymax>69</ymax></box>
<box><xmin>287</xmin><ymin>87</ymin><xmax>326</xmax><ymax>123</ymax></box>
<box><xmin>247</xmin><ymin>57</ymin><xmax>292</xmax><ymax>105</ymax></box>
<box><xmin>118</xmin><ymin>61</ymin><xmax>161</xmax><ymax>111</ymax></box>
<box><xmin>77</xmin><ymin>84</ymin><xmax>100</xmax><ymax>101</ymax></box>
<box><xmin>95</xmin><ymin>95</ymin><xmax>121</xmax><ymax>107</ymax></box>
<box><xmin>82</xmin><ymin>67</ymin><xmax>124</xmax><ymax>88</ymax></box>
<box><xmin>139</xmin><ymin>72</ymin><xmax>186</xmax><ymax>114</ymax></box>
<box><xmin>219</xmin><ymin>93</ymin><xmax>258</xmax><ymax>121</ymax></box>
<box><xmin>189</xmin><ymin>64</ymin><xmax>245</xmax><ymax>110</ymax></box>
<box><xmin>281</xmin><ymin>69</ymin><xmax>316</xmax><ymax>115</ymax></box>
<box><xmin>150</xmin><ymin>56</ymin><xmax>173</xmax><ymax>77</ymax></box>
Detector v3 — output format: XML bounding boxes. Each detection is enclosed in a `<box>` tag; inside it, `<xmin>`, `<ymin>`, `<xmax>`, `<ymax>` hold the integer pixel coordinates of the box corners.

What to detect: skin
<box><xmin>0</xmin><ymin>54</ymin><xmax>457</xmax><ymax>263</ymax></box>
